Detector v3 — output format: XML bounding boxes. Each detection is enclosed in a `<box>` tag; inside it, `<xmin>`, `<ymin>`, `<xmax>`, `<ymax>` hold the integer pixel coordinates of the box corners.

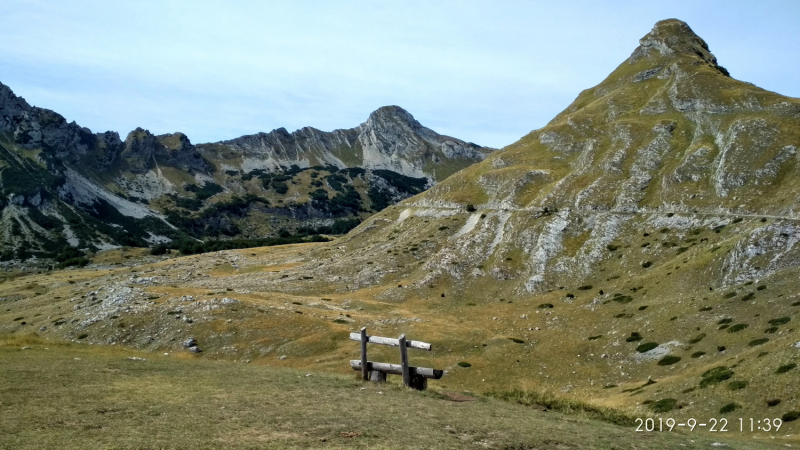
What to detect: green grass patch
<box><xmin>748</xmin><ymin>338</ymin><xmax>769</xmax><ymax>347</ymax></box>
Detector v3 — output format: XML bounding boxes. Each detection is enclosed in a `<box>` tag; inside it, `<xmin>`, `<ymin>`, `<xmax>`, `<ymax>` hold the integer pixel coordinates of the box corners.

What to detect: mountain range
<box><xmin>0</xmin><ymin>86</ymin><xmax>492</xmax><ymax>264</ymax></box>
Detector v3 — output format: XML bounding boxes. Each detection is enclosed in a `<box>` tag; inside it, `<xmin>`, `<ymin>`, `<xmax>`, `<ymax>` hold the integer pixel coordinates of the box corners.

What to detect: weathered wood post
<box><xmin>410</xmin><ymin>374</ymin><xmax>427</xmax><ymax>391</ymax></box>
<box><xmin>360</xmin><ymin>327</ymin><xmax>368</xmax><ymax>381</ymax></box>
<box><xmin>398</xmin><ymin>334</ymin><xmax>410</xmax><ymax>387</ymax></box>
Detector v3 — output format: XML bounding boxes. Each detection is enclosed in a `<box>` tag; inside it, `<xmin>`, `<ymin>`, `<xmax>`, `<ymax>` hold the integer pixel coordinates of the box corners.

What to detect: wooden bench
<box><xmin>349</xmin><ymin>327</ymin><xmax>444</xmax><ymax>391</ymax></box>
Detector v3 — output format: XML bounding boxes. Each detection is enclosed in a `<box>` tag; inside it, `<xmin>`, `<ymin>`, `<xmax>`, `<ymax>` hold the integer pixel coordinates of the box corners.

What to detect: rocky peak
<box><xmin>630</xmin><ymin>19</ymin><xmax>726</xmax><ymax>74</ymax></box>
<box><xmin>122</xmin><ymin>128</ymin><xmax>208</xmax><ymax>174</ymax></box>
<box><xmin>363</xmin><ymin>105</ymin><xmax>423</xmax><ymax>134</ymax></box>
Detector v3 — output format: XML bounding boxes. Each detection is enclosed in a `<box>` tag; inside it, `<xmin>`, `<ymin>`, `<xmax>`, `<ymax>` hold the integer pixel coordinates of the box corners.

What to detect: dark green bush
<box><xmin>657</xmin><ymin>356</ymin><xmax>681</xmax><ymax>366</ymax></box>
<box><xmin>727</xmin><ymin>380</ymin><xmax>748</xmax><ymax>390</ymax></box>
<box><xmin>457</xmin><ymin>362</ymin><xmax>472</xmax><ymax>368</ymax></box>
<box><xmin>700</xmin><ymin>367</ymin><xmax>734</xmax><ymax>387</ymax></box>
<box><xmin>776</xmin><ymin>363</ymin><xmax>797</xmax><ymax>374</ymax></box>
<box><xmin>688</xmin><ymin>333</ymin><xmax>706</xmax><ymax>344</ymax></box>
<box><xmin>636</xmin><ymin>342</ymin><xmax>658</xmax><ymax>353</ymax></box>
<box><xmin>625</xmin><ymin>332</ymin><xmax>642</xmax><ymax>342</ymax></box>
<box><xmin>720</xmin><ymin>403</ymin><xmax>739</xmax><ymax>414</ymax></box>
<box><xmin>748</xmin><ymin>338</ymin><xmax>769</xmax><ymax>347</ymax></box>
<box><xmin>650</xmin><ymin>398</ymin><xmax>677</xmax><ymax>413</ymax></box>
<box><xmin>727</xmin><ymin>323</ymin><xmax>749</xmax><ymax>333</ymax></box>
<box><xmin>782</xmin><ymin>411</ymin><xmax>800</xmax><ymax>422</ymax></box>
<box><xmin>768</xmin><ymin>317</ymin><xmax>790</xmax><ymax>326</ymax></box>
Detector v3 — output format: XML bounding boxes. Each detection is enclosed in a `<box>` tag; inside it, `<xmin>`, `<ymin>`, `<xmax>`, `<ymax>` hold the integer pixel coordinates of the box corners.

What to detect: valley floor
<box><xmin>0</xmin><ymin>334</ymin><xmax>789</xmax><ymax>449</ymax></box>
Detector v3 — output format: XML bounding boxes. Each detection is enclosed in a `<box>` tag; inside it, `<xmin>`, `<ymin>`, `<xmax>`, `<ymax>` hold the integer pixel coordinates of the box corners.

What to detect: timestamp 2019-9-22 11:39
<box><xmin>635</xmin><ymin>417</ymin><xmax>784</xmax><ymax>433</ymax></box>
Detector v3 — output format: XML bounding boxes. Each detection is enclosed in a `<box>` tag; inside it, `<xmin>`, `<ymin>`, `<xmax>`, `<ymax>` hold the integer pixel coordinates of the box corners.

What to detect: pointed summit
<box><xmin>629</xmin><ymin>19</ymin><xmax>728</xmax><ymax>75</ymax></box>
<box><xmin>364</xmin><ymin>105</ymin><xmax>423</xmax><ymax>132</ymax></box>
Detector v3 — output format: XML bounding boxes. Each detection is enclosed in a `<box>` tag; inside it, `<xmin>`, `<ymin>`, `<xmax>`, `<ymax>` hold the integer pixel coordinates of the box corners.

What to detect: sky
<box><xmin>1</xmin><ymin>1</ymin><xmax>798</xmax><ymax>149</ymax></box>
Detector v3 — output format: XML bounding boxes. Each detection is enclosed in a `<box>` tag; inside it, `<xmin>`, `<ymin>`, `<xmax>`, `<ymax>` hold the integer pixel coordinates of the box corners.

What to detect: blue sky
<box><xmin>1</xmin><ymin>1</ymin><xmax>798</xmax><ymax>148</ymax></box>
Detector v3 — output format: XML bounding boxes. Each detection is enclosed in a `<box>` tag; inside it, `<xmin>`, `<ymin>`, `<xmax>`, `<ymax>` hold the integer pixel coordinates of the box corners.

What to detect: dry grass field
<box><xmin>0</xmin><ymin>334</ymin><xmax>791</xmax><ymax>449</ymax></box>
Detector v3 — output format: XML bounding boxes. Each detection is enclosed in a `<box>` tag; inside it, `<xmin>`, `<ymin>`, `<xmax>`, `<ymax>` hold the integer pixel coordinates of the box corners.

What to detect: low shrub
<box><xmin>650</xmin><ymin>398</ymin><xmax>677</xmax><ymax>413</ymax></box>
<box><xmin>700</xmin><ymin>367</ymin><xmax>734</xmax><ymax>387</ymax></box>
<box><xmin>657</xmin><ymin>356</ymin><xmax>681</xmax><ymax>366</ymax></box>
<box><xmin>768</xmin><ymin>317</ymin><xmax>790</xmax><ymax>326</ymax></box>
<box><xmin>625</xmin><ymin>332</ymin><xmax>642</xmax><ymax>342</ymax></box>
<box><xmin>782</xmin><ymin>411</ymin><xmax>800</xmax><ymax>422</ymax></box>
<box><xmin>688</xmin><ymin>333</ymin><xmax>706</xmax><ymax>344</ymax></box>
<box><xmin>727</xmin><ymin>323</ymin><xmax>748</xmax><ymax>333</ymax></box>
<box><xmin>636</xmin><ymin>342</ymin><xmax>658</xmax><ymax>353</ymax></box>
<box><xmin>727</xmin><ymin>380</ymin><xmax>748</xmax><ymax>391</ymax></box>
<box><xmin>720</xmin><ymin>403</ymin><xmax>739</xmax><ymax>414</ymax></box>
